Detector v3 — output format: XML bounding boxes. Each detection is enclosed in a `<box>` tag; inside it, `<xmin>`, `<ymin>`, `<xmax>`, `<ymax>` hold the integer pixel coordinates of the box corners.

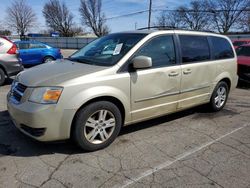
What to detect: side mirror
<box><xmin>131</xmin><ymin>56</ymin><xmax>152</xmax><ymax>69</ymax></box>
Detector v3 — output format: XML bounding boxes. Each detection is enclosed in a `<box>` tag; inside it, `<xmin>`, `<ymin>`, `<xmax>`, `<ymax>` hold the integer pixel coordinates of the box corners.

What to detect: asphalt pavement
<box><xmin>0</xmin><ymin>76</ymin><xmax>250</xmax><ymax>187</ymax></box>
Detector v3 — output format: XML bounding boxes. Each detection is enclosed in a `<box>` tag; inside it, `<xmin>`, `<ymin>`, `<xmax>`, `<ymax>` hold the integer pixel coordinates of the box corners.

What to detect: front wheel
<box><xmin>209</xmin><ymin>81</ymin><xmax>229</xmax><ymax>112</ymax></box>
<box><xmin>72</xmin><ymin>101</ymin><xmax>122</xmax><ymax>151</ymax></box>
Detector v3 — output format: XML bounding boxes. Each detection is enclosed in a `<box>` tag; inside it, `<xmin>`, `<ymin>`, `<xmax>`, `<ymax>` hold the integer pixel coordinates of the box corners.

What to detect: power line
<box><xmin>154</xmin><ymin>8</ymin><xmax>250</xmax><ymax>13</ymax></box>
<box><xmin>103</xmin><ymin>8</ymin><xmax>250</xmax><ymax>21</ymax></box>
<box><xmin>103</xmin><ymin>9</ymin><xmax>149</xmax><ymax>20</ymax></box>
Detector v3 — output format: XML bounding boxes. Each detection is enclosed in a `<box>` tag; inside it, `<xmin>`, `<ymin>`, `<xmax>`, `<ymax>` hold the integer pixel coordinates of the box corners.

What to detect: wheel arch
<box><xmin>0</xmin><ymin>64</ymin><xmax>7</xmax><ymax>75</ymax></box>
<box><xmin>43</xmin><ymin>54</ymin><xmax>56</xmax><ymax>62</ymax></box>
<box><xmin>70</xmin><ymin>96</ymin><xmax>126</xmax><ymax>139</ymax></box>
<box><xmin>213</xmin><ymin>71</ymin><xmax>233</xmax><ymax>92</ymax></box>
<box><xmin>220</xmin><ymin>77</ymin><xmax>231</xmax><ymax>91</ymax></box>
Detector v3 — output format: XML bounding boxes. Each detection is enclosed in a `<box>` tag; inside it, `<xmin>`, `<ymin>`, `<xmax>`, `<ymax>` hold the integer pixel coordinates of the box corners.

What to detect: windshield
<box><xmin>69</xmin><ymin>33</ymin><xmax>147</xmax><ymax>66</ymax></box>
<box><xmin>233</xmin><ymin>41</ymin><xmax>247</xmax><ymax>46</ymax></box>
<box><xmin>237</xmin><ymin>46</ymin><xmax>250</xmax><ymax>57</ymax></box>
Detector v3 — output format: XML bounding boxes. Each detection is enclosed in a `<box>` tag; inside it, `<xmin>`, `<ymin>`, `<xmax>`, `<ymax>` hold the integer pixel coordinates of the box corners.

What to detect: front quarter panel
<box><xmin>58</xmin><ymin>71</ymin><xmax>131</xmax><ymax>123</ymax></box>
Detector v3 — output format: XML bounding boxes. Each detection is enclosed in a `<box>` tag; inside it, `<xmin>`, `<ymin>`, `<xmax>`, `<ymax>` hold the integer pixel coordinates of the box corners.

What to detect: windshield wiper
<box><xmin>67</xmin><ymin>57</ymin><xmax>94</xmax><ymax>65</ymax></box>
<box><xmin>68</xmin><ymin>57</ymin><xmax>109</xmax><ymax>67</ymax></box>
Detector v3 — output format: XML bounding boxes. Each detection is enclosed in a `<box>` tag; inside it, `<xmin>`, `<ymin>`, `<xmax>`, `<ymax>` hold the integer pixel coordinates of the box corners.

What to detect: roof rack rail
<box><xmin>137</xmin><ymin>26</ymin><xmax>177</xmax><ymax>30</ymax></box>
<box><xmin>137</xmin><ymin>26</ymin><xmax>217</xmax><ymax>34</ymax></box>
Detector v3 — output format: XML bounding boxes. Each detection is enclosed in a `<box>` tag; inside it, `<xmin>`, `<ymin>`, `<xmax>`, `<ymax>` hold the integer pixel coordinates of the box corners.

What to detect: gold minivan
<box><xmin>7</xmin><ymin>30</ymin><xmax>238</xmax><ymax>151</ymax></box>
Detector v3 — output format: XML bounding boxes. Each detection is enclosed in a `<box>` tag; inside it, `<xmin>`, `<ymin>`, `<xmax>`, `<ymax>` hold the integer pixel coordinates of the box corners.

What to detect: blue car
<box><xmin>14</xmin><ymin>41</ymin><xmax>63</xmax><ymax>66</ymax></box>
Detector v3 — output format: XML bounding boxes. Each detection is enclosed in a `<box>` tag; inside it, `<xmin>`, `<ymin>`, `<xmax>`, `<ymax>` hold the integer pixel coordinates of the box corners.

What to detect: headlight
<box><xmin>29</xmin><ymin>87</ymin><xmax>63</xmax><ymax>104</ymax></box>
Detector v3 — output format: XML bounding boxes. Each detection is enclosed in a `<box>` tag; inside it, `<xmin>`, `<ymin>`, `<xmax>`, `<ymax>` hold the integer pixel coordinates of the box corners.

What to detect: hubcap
<box><xmin>214</xmin><ymin>86</ymin><xmax>227</xmax><ymax>108</ymax></box>
<box><xmin>45</xmin><ymin>58</ymin><xmax>53</xmax><ymax>63</ymax></box>
<box><xmin>84</xmin><ymin>110</ymin><xmax>116</xmax><ymax>144</ymax></box>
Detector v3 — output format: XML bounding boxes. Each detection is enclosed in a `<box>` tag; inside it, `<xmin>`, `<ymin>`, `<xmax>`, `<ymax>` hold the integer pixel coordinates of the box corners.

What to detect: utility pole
<box><xmin>148</xmin><ymin>0</ymin><xmax>152</xmax><ymax>29</ymax></box>
<box><xmin>248</xmin><ymin>8</ymin><xmax>250</xmax><ymax>32</ymax></box>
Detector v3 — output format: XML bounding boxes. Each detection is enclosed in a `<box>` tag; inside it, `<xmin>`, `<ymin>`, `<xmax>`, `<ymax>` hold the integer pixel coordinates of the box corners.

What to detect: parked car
<box><xmin>232</xmin><ymin>39</ymin><xmax>250</xmax><ymax>50</ymax></box>
<box><xmin>237</xmin><ymin>44</ymin><xmax>250</xmax><ymax>83</ymax></box>
<box><xmin>7</xmin><ymin>30</ymin><xmax>238</xmax><ymax>151</ymax></box>
<box><xmin>0</xmin><ymin>36</ymin><xmax>23</xmax><ymax>86</ymax></box>
<box><xmin>14</xmin><ymin>41</ymin><xmax>63</xmax><ymax>66</ymax></box>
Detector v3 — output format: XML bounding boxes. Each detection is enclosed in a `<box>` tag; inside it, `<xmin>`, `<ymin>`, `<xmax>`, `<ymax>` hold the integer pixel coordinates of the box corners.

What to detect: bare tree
<box><xmin>155</xmin><ymin>1</ymin><xmax>211</xmax><ymax>31</ymax></box>
<box><xmin>238</xmin><ymin>10</ymin><xmax>250</xmax><ymax>32</ymax></box>
<box><xmin>241</xmin><ymin>6</ymin><xmax>250</xmax><ymax>32</ymax></box>
<box><xmin>0</xmin><ymin>30</ymin><xmax>12</xmax><ymax>36</ymax></box>
<box><xmin>43</xmin><ymin>0</ymin><xmax>81</xmax><ymax>37</ymax></box>
<box><xmin>207</xmin><ymin>0</ymin><xmax>249</xmax><ymax>33</ymax></box>
<box><xmin>177</xmin><ymin>0</ymin><xmax>211</xmax><ymax>30</ymax></box>
<box><xmin>79</xmin><ymin>0</ymin><xmax>110</xmax><ymax>37</ymax></box>
<box><xmin>6</xmin><ymin>0</ymin><xmax>36</xmax><ymax>36</ymax></box>
<box><xmin>155</xmin><ymin>11</ymin><xmax>183</xmax><ymax>29</ymax></box>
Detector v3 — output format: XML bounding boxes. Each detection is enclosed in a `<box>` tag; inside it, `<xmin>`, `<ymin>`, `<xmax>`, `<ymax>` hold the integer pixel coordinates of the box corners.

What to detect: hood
<box><xmin>237</xmin><ymin>56</ymin><xmax>250</xmax><ymax>66</ymax></box>
<box><xmin>17</xmin><ymin>59</ymin><xmax>109</xmax><ymax>86</ymax></box>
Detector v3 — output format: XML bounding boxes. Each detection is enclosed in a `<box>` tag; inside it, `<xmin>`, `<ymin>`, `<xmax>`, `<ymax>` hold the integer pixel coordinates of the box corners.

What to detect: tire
<box><xmin>0</xmin><ymin>68</ymin><xmax>6</xmax><ymax>86</ymax></box>
<box><xmin>43</xmin><ymin>56</ymin><xmax>55</xmax><ymax>63</ymax></box>
<box><xmin>72</xmin><ymin>101</ymin><xmax>122</xmax><ymax>151</ymax></box>
<box><xmin>209</xmin><ymin>81</ymin><xmax>229</xmax><ymax>112</ymax></box>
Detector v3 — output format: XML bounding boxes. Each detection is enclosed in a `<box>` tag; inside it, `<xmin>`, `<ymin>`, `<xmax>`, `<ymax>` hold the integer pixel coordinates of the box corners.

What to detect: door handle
<box><xmin>168</xmin><ymin>71</ymin><xmax>179</xmax><ymax>77</ymax></box>
<box><xmin>183</xmin><ymin>69</ymin><xmax>192</xmax><ymax>75</ymax></box>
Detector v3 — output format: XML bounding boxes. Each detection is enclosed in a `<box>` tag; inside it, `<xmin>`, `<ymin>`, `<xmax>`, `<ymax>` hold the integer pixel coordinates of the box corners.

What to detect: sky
<box><xmin>0</xmin><ymin>0</ymin><xmax>192</xmax><ymax>34</ymax></box>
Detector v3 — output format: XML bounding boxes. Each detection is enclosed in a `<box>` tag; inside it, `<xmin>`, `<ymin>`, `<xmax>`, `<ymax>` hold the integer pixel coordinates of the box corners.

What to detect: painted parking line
<box><xmin>117</xmin><ymin>123</ymin><xmax>249</xmax><ymax>188</ymax></box>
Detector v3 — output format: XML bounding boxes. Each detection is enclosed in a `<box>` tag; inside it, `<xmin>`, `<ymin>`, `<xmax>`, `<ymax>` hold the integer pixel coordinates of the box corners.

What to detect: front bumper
<box><xmin>7</xmin><ymin>93</ymin><xmax>76</xmax><ymax>142</ymax></box>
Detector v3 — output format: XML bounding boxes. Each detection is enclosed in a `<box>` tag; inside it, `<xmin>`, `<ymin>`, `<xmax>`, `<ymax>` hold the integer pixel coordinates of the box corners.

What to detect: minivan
<box><xmin>7</xmin><ymin>30</ymin><xmax>238</xmax><ymax>151</ymax></box>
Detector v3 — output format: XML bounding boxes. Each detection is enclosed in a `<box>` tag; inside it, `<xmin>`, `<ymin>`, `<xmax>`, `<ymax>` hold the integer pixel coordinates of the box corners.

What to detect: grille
<box><xmin>16</xmin><ymin>83</ymin><xmax>27</xmax><ymax>93</ymax></box>
<box><xmin>11</xmin><ymin>83</ymin><xmax>27</xmax><ymax>103</ymax></box>
<box><xmin>20</xmin><ymin>124</ymin><xmax>46</xmax><ymax>137</ymax></box>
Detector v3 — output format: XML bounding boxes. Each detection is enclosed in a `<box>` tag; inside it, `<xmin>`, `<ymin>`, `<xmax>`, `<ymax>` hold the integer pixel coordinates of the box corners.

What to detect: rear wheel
<box><xmin>209</xmin><ymin>81</ymin><xmax>229</xmax><ymax>112</ymax></box>
<box><xmin>43</xmin><ymin>56</ymin><xmax>55</xmax><ymax>63</ymax></box>
<box><xmin>0</xmin><ymin>69</ymin><xmax>6</xmax><ymax>86</ymax></box>
<box><xmin>72</xmin><ymin>101</ymin><xmax>122</xmax><ymax>151</ymax></box>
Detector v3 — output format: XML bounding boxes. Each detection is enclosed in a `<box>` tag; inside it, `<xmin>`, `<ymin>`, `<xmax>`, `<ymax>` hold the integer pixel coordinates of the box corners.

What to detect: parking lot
<box><xmin>0</xmin><ymin>55</ymin><xmax>250</xmax><ymax>187</ymax></box>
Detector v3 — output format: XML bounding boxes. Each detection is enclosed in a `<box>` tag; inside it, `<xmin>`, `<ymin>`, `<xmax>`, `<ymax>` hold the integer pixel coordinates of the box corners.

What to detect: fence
<box><xmin>9</xmin><ymin>36</ymin><xmax>96</xmax><ymax>49</ymax></box>
<box><xmin>227</xmin><ymin>34</ymin><xmax>250</xmax><ymax>40</ymax></box>
<box><xmin>28</xmin><ymin>37</ymin><xmax>96</xmax><ymax>49</ymax></box>
<box><xmin>9</xmin><ymin>33</ymin><xmax>250</xmax><ymax>49</ymax></box>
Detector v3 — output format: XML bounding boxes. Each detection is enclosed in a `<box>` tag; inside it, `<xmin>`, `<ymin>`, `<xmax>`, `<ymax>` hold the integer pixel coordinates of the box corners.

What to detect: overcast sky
<box><xmin>0</xmin><ymin>0</ymin><xmax>192</xmax><ymax>33</ymax></box>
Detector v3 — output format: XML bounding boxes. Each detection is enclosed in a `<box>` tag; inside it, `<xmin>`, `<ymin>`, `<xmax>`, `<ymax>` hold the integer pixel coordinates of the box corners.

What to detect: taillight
<box><xmin>7</xmin><ymin>44</ymin><xmax>17</xmax><ymax>54</ymax></box>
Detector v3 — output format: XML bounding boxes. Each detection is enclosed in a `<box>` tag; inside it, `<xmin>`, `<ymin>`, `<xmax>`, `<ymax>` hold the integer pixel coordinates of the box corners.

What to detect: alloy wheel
<box><xmin>84</xmin><ymin>110</ymin><xmax>116</xmax><ymax>144</ymax></box>
<box><xmin>214</xmin><ymin>86</ymin><xmax>227</xmax><ymax>108</ymax></box>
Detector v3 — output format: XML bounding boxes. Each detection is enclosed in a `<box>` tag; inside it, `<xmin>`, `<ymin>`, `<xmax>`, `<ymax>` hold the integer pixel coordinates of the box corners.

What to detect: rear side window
<box><xmin>17</xmin><ymin>43</ymin><xmax>30</xmax><ymax>49</ymax></box>
<box><xmin>233</xmin><ymin>41</ymin><xmax>247</xmax><ymax>46</ymax></box>
<box><xmin>30</xmin><ymin>43</ymin><xmax>46</xmax><ymax>49</ymax></box>
<box><xmin>179</xmin><ymin>35</ymin><xmax>210</xmax><ymax>63</ymax></box>
<box><xmin>210</xmin><ymin>37</ymin><xmax>234</xmax><ymax>60</ymax></box>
